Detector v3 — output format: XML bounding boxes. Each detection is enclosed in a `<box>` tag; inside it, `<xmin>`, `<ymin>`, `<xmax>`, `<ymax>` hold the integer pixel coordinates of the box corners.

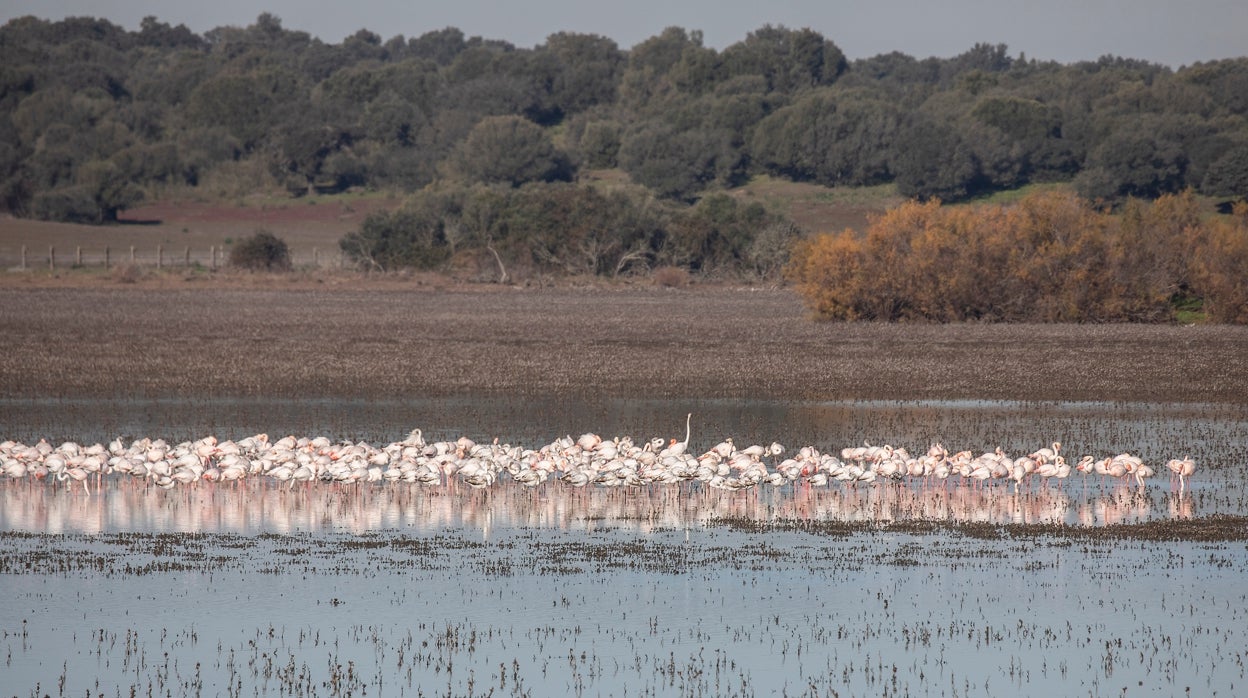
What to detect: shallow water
<box><xmin>4</xmin><ymin>521</ymin><xmax>1246</xmax><ymax>697</ymax></box>
<box><xmin>2</xmin><ymin>397</ymin><xmax>1246</xmax><ymax>697</ymax></box>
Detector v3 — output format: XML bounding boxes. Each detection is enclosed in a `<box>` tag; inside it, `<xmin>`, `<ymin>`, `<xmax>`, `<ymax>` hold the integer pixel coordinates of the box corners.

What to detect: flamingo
<box><xmin>1130</xmin><ymin>461</ymin><xmax>1155</xmax><ymax>488</ymax></box>
<box><xmin>1029</xmin><ymin>441</ymin><xmax>1062</xmax><ymax>464</ymax></box>
<box><xmin>1009</xmin><ymin>459</ymin><xmax>1028</xmax><ymax>493</ymax></box>
<box><xmin>59</xmin><ymin>466</ymin><xmax>90</xmax><ymax>495</ymax></box>
<box><xmin>0</xmin><ymin>431</ymin><xmax>1210</xmax><ymax>505</ymax></box>
<box><xmin>1103</xmin><ymin>456</ymin><xmax>1128</xmax><ymax>486</ymax></box>
<box><xmin>1166</xmin><ymin>456</ymin><xmax>1196</xmax><ymax>494</ymax></box>
<box><xmin>660</xmin><ymin>413</ymin><xmax>692</xmax><ymax>458</ymax></box>
<box><xmin>1053</xmin><ymin>456</ymin><xmax>1072</xmax><ymax>487</ymax></box>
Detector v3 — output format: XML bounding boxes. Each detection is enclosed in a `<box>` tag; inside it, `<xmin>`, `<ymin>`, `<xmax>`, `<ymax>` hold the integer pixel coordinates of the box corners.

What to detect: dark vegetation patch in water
<box><xmin>718</xmin><ymin>514</ymin><xmax>1248</xmax><ymax>541</ymax></box>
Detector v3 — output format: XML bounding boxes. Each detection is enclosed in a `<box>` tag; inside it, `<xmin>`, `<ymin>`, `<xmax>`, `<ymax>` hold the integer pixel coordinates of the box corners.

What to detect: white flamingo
<box><xmin>1166</xmin><ymin>456</ymin><xmax>1196</xmax><ymax>494</ymax></box>
<box><xmin>660</xmin><ymin>413</ymin><xmax>692</xmax><ymax>458</ymax></box>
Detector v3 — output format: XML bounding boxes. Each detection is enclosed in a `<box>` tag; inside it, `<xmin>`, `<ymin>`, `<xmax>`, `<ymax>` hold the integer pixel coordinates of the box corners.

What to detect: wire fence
<box><xmin>3</xmin><ymin>244</ymin><xmax>349</xmax><ymax>271</ymax></box>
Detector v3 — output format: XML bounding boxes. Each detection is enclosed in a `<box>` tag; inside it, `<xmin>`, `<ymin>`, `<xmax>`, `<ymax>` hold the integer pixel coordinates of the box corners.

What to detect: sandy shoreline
<box><xmin>2</xmin><ymin>284</ymin><xmax>1245</xmax><ymax>403</ymax></box>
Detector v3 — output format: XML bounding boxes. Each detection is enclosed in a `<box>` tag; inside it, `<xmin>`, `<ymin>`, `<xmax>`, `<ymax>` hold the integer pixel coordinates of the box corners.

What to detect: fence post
<box><xmin>210</xmin><ymin>245</ymin><xmax>216</xmax><ymax>270</ymax></box>
<box><xmin>130</xmin><ymin>246</ymin><xmax>135</xmax><ymax>263</ymax></box>
<box><xmin>157</xmin><ymin>245</ymin><xmax>163</xmax><ymax>270</ymax></box>
<box><xmin>105</xmin><ymin>246</ymin><xmax>110</xmax><ymax>270</ymax></box>
<box><xmin>20</xmin><ymin>245</ymin><xmax>26</xmax><ymax>270</ymax></box>
<box><xmin>184</xmin><ymin>246</ymin><xmax>190</xmax><ymax>267</ymax></box>
<box><xmin>49</xmin><ymin>245</ymin><xmax>54</xmax><ymax>271</ymax></box>
<box><xmin>76</xmin><ymin>246</ymin><xmax>82</xmax><ymax>267</ymax></box>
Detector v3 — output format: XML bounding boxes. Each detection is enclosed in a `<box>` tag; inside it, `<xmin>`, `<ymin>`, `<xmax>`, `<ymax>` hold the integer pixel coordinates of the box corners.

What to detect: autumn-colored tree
<box><xmin>788</xmin><ymin>191</ymin><xmax>1247</xmax><ymax>323</ymax></box>
<box><xmin>1189</xmin><ymin>203</ymin><xmax>1248</xmax><ymax>323</ymax></box>
<box><xmin>787</xmin><ymin>230</ymin><xmax>866</xmax><ymax>319</ymax></box>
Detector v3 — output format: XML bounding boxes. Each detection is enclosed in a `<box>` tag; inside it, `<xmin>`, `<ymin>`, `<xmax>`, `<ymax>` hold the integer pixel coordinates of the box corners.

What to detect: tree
<box><xmin>575</xmin><ymin>119</ymin><xmax>622</xmax><ymax>168</ymax></box>
<box><xmin>30</xmin><ymin>185</ymin><xmax>100</xmax><ymax>223</ymax></box>
<box><xmin>750</xmin><ymin>87</ymin><xmax>898</xmax><ymax>186</ymax></box>
<box><xmin>657</xmin><ymin>193</ymin><xmax>770</xmax><ymax>273</ymax></box>
<box><xmin>844</xmin><ymin>51</ymin><xmax>939</xmax><ymax>94</ymax></box>
<box><xmin>784</xmin><ymin>191</ymin><xmax>1243</xmax><ymax>322</ymax></box>
<box><xmin>1076</xmin><ymin>127</ymin><xmax>1186</xmax><ymax>201</ymax></box>
<box><xmin>969</xmin><ymin>95</ymin><xmax>1074</xmax><ymax>181</ymax></box>
<box><xmin>1189</xmin><ymin>203</ymin><xmax>1248</xmax><ymax>322</ymax></box>
<box><xmin>273</xmin><ymin>118</ymin><xmax>351</xmax><ymax>195</ymax></box>
<box><xmin>532</xmin><ymin>32</ymin><xmax>624</xmax><ymax>121</ymax></box>
<box><xmin>340</xmin><ymin>207</ymin><xmax>451</xmax><ymax>271</ymax></box>
<box><xmin>1202</xmin><ymin>144</ymin><xmax>1248</xmax><ymax>200</ymax></box>
<box><xmin>136</xmin><ymin>16</ymin><xmax>204</xmax><ymax>49</ymax></box>
<box><xmin>29</xmin><ymin>159</ymin><xmax>142</xmax><ymax>223</ymax></box>
<box><xmin>1178</xmin><ymin>58</ymin><xmax>1248</xmax><ymax>116</ymax></box>
<box><xmin>618</xmin><ymin>123</ymin><xmax>742</xmax><ymax>201</ymax></box>
<box><xmin>745</xmin><ymin>220</ymin><xmax>802</xmax><ymax>280</ymax></box>
<box><xmin>616</xmin><ymin>27</ymin><xmax>708</xmax><ymax>110</ymax></box>
<box><xmin>362</xmin><ymin>91</ymin><xmax>424</xmax><ymax>147</ymax></box>
<box><xmin>721</xmin><ymin>25</ymin><xmax>846</xmax><ymax>93</ymax></box>
<box><xmin>185</xmin><ymin>74</ymin><xmax>275</xmax><ymax>148</ymax></box>
<box><xmin>505</xmin><ymin>183</ymin><xmax>660</xmax><ymax>276</ymax></box>
<box><xmin>407</xmin><ymin>27</ymin><xmax>467</xmax><ymax>66</ymax></box>
<box><xmin>786</xmin><ymin>230</ymin><xmax>867</xmax><ymax>320</ymax></box>
<box><xmin>342</xmin><ymin>29</ymin><xmax>387</xmax><ymax>64</ymax></box>
<box><xmin>695</xmin><ymin>80</ymin><xmax>771</xmax><ymax>149</ymax></box>
<box><xmin>315</xmin><ymin>62</ymin><xmax>387</xmax><ymax>105</ymax></box>
<box><xmin>453</xmin><ymin>115</ymin><xmax>572</xmax><ymax>186</ymax></box>
<box><xmin>941</xmin><ymin>43</ymin><xmax>1013</xmax><ymax>85</ymax></box>
<box><xmin>338</xmin><ymin>182</ymin><xmax>666</xmax><ymax>278</ymax></box>
<box><xmin>892</xmin><ymin>115</ymin><xmax>977</xmax><ymax>201</ymax></box>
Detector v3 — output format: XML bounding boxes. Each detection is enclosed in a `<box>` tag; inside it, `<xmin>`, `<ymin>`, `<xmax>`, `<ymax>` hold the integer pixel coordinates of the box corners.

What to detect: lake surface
<box><xmin>2</xmin><ymin>396</ymin><xmax>1246</xmax><ymax>697</ymax></box>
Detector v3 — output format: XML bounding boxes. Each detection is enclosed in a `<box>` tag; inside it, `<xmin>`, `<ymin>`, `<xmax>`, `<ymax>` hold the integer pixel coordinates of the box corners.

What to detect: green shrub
<box><xmin>229</xmin><ymin>230</ymin><xmax>291</xmax><ymax>271</ymax></box>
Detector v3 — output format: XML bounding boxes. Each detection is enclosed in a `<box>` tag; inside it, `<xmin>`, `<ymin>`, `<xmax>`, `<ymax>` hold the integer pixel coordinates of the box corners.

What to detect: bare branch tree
<box><xmin>613</xmin><ymin>242</ymin><xmax>652</xmax><ymax>277</ymax></box>
<box><xmin>485</xmin><ymin>240</ymin><xmax>508</xmax><ymax>284</ymax></box>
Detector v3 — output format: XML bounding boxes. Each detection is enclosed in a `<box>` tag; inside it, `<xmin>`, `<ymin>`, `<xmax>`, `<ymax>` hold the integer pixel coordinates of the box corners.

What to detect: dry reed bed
<box><xmin>1</xmin><ymin>286</ymin><xmax>1245</xmax><ymax>403</ymax></box>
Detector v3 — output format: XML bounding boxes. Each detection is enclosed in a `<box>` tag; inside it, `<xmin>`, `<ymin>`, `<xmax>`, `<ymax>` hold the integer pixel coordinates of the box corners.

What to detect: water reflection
<box><xmin>0</xmin><ymin>480</ymin><xmax>1202</xmax><ymax>535</ymax></box>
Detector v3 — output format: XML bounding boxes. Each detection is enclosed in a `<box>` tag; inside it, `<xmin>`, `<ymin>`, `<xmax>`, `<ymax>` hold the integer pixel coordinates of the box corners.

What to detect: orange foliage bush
<box><xmin>788</xmin><ymin>230</ymin><xmax>865</xmax><ymax>319</ymax></box>
<box><xmin>787</xmin><ymin>190</ymin><xmax>1247</xmax><ymax>323</ymax></box>
<box><xmin>1190</xmin><ymin>202</ymin><xmax>1248</xmax><ymax>323</ymax></box>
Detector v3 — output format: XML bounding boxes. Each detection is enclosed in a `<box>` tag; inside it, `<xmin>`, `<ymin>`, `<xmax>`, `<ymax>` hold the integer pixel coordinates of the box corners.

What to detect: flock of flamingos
<box><xmin>0</xmin><ymin>415</ymin><xmax>1199</xmax><ymax>497</ymax></box>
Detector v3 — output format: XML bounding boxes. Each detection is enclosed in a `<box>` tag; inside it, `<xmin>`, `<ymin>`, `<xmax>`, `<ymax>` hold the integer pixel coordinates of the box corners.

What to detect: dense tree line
<box><xmin>1</xmin><ymin>14</ymin><xmax>1246</xmax><ymax>283</ymax></box>
<box><xmin>5</xmin><ymin>15</ymin><xmax>1247</xmax><ymax>210</ymax></box>
<box><xmin>787</xmin><ymin>191</ymin><xmax>1248</xmax><ymax>323</ymax></box>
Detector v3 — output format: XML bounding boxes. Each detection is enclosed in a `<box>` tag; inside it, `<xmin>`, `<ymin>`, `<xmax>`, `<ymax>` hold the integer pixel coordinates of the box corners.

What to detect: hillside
<box><xmin>3</xmin><ymin>14</ymin><xmax>1246</xmax><ymax>283</ymax></box>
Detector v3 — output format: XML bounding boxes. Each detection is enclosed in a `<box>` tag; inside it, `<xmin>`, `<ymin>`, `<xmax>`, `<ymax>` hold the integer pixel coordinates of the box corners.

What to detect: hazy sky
<box><xmin>6</xmin><ymin>0</ymin><xmax>1246</xmax><ymax>67</ymax></box>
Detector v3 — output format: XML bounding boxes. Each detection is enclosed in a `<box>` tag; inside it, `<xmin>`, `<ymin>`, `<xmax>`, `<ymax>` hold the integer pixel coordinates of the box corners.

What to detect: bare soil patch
<box><xmin>1</xmin><ymin>285</ymin><xmax>1243</xmax><ymax>403</ymax></box>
